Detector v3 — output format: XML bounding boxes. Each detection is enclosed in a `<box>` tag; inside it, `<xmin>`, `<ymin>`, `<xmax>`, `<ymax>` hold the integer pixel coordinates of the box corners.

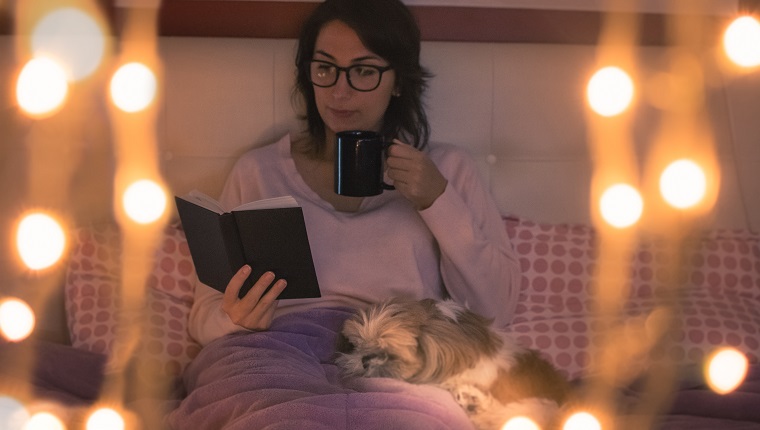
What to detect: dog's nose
<box><xmin>362</xmin><ymin>352</ymin><xmax>388</xmax><ymax>368</ymax></box>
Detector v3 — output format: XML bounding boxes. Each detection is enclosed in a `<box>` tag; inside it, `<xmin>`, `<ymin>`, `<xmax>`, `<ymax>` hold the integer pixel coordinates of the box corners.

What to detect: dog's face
<box><xmin>336</xmin><ymin>299</ymin><xmax>502</xmax><ymax>383</ymax></box>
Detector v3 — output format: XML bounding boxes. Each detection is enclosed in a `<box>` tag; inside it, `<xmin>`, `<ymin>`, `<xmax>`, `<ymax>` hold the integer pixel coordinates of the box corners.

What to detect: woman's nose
<box><xmin>331</xmin><ymin>71</ymin><xmax>353</xmax><ymax>98</ymax></box>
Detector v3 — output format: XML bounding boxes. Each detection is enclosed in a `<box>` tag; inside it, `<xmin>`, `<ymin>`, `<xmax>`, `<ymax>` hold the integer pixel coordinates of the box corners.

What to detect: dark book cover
<box><xmin>175</xmin><ymin>194</ymin><xmax>321</xmax><ymax>300</ymax></box>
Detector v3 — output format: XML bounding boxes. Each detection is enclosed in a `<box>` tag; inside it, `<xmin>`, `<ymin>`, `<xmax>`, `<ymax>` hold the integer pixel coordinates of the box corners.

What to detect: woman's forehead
<box><xmin>314</xmin><ymin>20</ymin><xmax>383</xmax><ymax>63</ymax></box>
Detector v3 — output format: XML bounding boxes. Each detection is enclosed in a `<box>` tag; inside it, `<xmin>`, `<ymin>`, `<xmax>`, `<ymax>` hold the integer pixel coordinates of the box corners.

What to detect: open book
<box><xmin>175</xmin><ymin>190</ymin><xmax>321</xmax><ymax>300</ymax></box>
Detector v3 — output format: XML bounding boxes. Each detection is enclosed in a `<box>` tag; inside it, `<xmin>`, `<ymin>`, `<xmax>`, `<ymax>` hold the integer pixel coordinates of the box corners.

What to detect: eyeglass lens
<box><xmin>310</xmin><ymin>61</ymin><xmax>385</xmax><ymax>91</ymax></box>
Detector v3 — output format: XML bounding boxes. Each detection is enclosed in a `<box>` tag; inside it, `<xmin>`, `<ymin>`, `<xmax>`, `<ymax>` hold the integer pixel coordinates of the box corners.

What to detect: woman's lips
<box><xmin>329</xmin><ymin>108</ymin><xmax>356</xmax><ymax>119</ymax></box>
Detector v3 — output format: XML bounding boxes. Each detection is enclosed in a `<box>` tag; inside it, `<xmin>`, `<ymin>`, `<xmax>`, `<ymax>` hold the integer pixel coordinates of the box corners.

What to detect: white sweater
<box><xmin>188</xmin><ymin>134</ymin><xmax>521</xmax><ymax>346</ymax></box>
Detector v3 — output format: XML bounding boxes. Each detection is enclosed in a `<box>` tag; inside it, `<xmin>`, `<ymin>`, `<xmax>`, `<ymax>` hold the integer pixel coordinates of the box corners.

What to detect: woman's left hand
<box><xmin>386</xmin><ymin>139</ymin><xmax>447</xmax><ymax>210</ymax></box>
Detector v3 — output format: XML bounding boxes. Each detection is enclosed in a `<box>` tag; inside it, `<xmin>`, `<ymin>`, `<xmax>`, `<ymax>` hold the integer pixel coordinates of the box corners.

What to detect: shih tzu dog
<box><xmin>336</xmin><ymin>298</ymin><xmax>571</xmax><ymax>430</ymax></box>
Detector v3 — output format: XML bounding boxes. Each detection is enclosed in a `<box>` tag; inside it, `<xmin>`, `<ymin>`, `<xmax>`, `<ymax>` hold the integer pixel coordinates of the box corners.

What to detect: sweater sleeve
<box><xmin>188</xmin><ymin>281</ymin><xmax>252</xmax><ymax>346</ymax></box>
<box><xmin>418</xmin><ymin>146</ymin><xmax>521</xmax><ymax>328</ymax></box>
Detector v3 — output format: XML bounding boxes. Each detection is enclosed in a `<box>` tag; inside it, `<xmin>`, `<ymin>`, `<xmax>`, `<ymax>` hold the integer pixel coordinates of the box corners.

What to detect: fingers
<box><xmin>222</xmin><ymin>266</ymin><xmax>287</xmax><ymax>331</ymax></box>
<box><xmin>223</xmin><ymin>264</ymin><xmax>251</xmax><ymax>307</ymax></box>
<box><xmin>385</xmin><ymin>139</ymin><xmax>447</xmax><ymax>209</ymax></box>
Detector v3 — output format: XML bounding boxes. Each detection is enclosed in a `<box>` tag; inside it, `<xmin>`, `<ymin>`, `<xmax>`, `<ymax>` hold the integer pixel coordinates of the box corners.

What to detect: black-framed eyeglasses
<box><xmin>308</xmin><ymin>60</ymin><xmax>393</xmax><ymax>92</ymax></box>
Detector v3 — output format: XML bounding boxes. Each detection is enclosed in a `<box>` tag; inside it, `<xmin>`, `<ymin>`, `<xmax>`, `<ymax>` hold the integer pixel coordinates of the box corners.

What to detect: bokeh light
<box><xmin>501</xmin><ymin>416</ymin><xmax>540</xmax><ymax>430</ymax></box>
<box><xmin>0</xmin><ymin>298</ymin><xmax>36</xmax><ymax>342</ymax></box>
<box><xmin>16</xmin><ymin>213</ymin><xmax>66</xmax><ymax>270</ymax></box>
<box><xmin>0</xmin><ymin>396</ymin><xmax>29</xmax><ymax>430</ymax></box>
<box><xmin>724</xmin><ymin>16</ymin><xmax>760</xmax><ymax>68</ymax></box>
<box><xmin>31</xmin><ymin>7</ymin><xmax>106</xmax><ymax>80</ymax></box>
<box><xmin>659</xmin><ymin>159</ymin><xmax>707</xmax><ymax>209</ymax></box>
<box><xmin>563</xmin><ymin>411</ymin><xmax>602</xmax><ymax>430</ymax></box>
<box><xmin>122</xmin><ymin>179</ymin><xmax>167</xmax><ymax>224</ymax></box>
<box><xmin>707</xmin><ymin>348</ymin><xmax>749</xmax><ymax>395</ymax></box>
<box><xmin>24</xmin><ymin>411</ymin><xmax>65</xmax><ymax>430</ymax></box>
<box><xmin>587</xmin><ymin>66</ymin><xmax>635</xmax><ymax>117</ymax></box>
<box><xmin>16</xmin><ymin>57</ymin><xmax>68</xmax><ymax>117</ymax></box>
<box><xmin>599</xmin><ymin>183</ymin><xmax>644</xmax><ymax>228</ymax></box>
<box><xmin>86</xmin><ymin>407</ymin><xmax>125</xmax><ymax>430</ymax></box>
<box><xmin>110</xmin><ymin>62</ymin><xmax>158</xmax><ymax>112</ymax></box>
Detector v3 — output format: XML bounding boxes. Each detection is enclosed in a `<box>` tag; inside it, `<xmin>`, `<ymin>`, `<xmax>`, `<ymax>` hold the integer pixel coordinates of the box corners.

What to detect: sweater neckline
<box><xmin>278</xmin><ymin>134</ymin><xmax>388</xmax><ymax>214</ymax></box>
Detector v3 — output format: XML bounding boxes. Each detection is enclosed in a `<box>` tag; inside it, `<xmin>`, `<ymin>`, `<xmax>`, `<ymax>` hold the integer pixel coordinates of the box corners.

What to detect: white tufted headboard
<box><xmin>156</xmin><ymin>37</ymin><xmax>760</xmax><ymax>229</ymax></box>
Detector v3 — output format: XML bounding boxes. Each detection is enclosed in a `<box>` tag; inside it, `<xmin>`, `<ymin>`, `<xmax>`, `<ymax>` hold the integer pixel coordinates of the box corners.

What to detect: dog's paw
<box><xmin>445</xmin><ymin>383</ymin><xmax>492</xmax><ymax>415</ymax></box>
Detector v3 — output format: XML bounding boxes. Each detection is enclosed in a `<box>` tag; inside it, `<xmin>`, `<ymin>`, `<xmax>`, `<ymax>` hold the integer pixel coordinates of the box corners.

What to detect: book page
<box><xmin>182</xmin><ymin>190</ymin><xmax>298</xmax><ymax>213</ymax></box>
<box><xmin>185</xmin><ymin>190</ymin><xmax>228</xmax><ymax>214</ymax></box>
<box><xmin>233</xmin><ymin>195</ymin><xmax>298</xmax><ymax>211</ymax></box>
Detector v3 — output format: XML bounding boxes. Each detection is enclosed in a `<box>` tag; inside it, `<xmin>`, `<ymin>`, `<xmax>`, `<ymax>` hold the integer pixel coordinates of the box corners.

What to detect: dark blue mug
<box><xmin>334</xmin><ymin>130</ymin><xmax>395</xmax><ymax>197</ymax></box>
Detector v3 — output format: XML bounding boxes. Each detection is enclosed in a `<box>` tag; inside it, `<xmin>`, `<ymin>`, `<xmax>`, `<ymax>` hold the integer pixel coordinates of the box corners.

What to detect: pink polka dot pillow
<box><xmin>504</xmin><ymin>217</ymin><xmax>596</xmax><ymax>378</ymax></box>
<box><xmin>503</xmin><ymin>217</ymin><xmax>760</xmax><ymax>380</ymax></box>
<box><xmin>65</xmin><ymin>222</ymin><xmax>201</xmax><ymax>381</ymax></box>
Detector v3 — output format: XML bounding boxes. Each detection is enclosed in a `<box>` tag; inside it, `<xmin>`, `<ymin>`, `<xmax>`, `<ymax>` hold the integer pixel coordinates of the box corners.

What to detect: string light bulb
<box><xmin>0</xmin><ymin>298</ymin><xmax>36</xmax><ymax>342</ymax></box>
<box><xmin>587</xmin><ymin>66</ymin><xmax>635</xmax><ymax>117</ymax></box>
<box><xmin>16</xmin><ymin>57</ymin><xmax>68</xmax><ymax>117</ymax></box>
<box><xmin>707</xmin><ymin>348</ymin><xmax>749</xmax><ymax>395</ymax></box>
<box><xmin>122</xmin><ymin>179</ymin><xmax>167</xmax><ymax>224</ymax></box>
<box><xmin>724</xmin><ymin>15</ymin><xmax>760</xmax><ymax>68</ymax></box>
<box><xmin>659</xmin><ymin>159</ymin><xmax>707</xmax><ymax>210</ymax></box>
<box><xmin>599</xmin><ymin>183</ymin><xmax>643</xmax><ymax>228</ymax></box>
<box><xmin>16</xmin><ymin>212</ymin><xmax>66</xmax><ymax>270</ymax></box>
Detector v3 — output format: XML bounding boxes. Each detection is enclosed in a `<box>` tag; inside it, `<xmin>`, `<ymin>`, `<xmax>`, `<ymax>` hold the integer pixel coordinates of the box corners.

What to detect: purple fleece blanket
<box><xmin>165</xmin><ymin>307</ymin><xmax>475</xmax><ymax>430</ymax></box>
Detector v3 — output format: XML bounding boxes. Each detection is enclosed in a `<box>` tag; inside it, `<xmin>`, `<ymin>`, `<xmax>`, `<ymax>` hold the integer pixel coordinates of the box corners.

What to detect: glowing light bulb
<box><xmin>587</xmin><ymin>66</ymin><xmax>634</xmax><ymax>117</ymax></box>
<box><xmin>24</xmin><ymin>412</ymin><xmax>65</xmax><ymax>430</ymax></box>
<box><xmin>86</xmin><ymin>407</ymin><xmax>125</xmax><ymax>430</ymax></box>
<box><xmin>123</xmin><ymin>179</ymin><xmax>167</xmax><ymax>224</ymax></box>
<box><xmin>31</xmin><ymin>8</ymin><xmax>106</xmax><ymax>80</ymax></box>
<box><xmin>110</xmin><ymin>62</ymin><xmax>158</xmax><ymax>112</ymax></box>
<box><xmin>0</xmin><ymin>396</ymin><xmax>29</xmax><ymax>430</ymax></box>
<box><xmin>16</xmin><ymin>57</ymin><xmax>68</xmax><ymax>117</ymax></box>
<box><xmin>16</xmin><ymin>213</ymin><xmax>66</xmax><ymax>270</ymax></box>
<box><xmin>599</xmin><ymin>183</ymin><xmax>643</xmax><ymax>228</ymax></box>
<box><xmin>502</xmin><ymin>416</ymin><xmax>540</xmax><ymax>430</ymax></box>
<box><xmin>707</xmin><ymin>348</ymin><xmax>749</xmax><ymax>394</ymax></box>
<box><xmin>659</xmin><ymin>159</ymin><xmax>707</xmax><ymax>209</ymax></box>
<box><xmin>0</xmin><ymin>298</ymin><xmax>36</xmax><ymax>342</ymax></box>
<box><xmin>724</xmin><ymin>16</ymin><xmax>760</xmax><ymax>68</ymax></box>
<box><xmin>563</xmin><ymin>412</ymin><xmax>601</xmax><ymax>430</ymax></box>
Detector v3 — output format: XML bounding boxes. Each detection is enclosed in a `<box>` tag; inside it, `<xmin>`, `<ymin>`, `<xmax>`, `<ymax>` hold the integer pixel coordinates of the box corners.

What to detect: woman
<box><xmin>187</xmin><ymin>0</ymin><xmax>521</xmax><ymax>347</ymax></box>
<box><xmin>170</xmin><ymin>1</ymin><xmax>521</xmax><ymax>428</ymax></box>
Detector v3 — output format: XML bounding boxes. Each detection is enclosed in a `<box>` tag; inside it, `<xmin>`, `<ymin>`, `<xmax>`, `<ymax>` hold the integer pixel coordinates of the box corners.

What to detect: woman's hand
<box><xmin>386</xmin><ymin>139</ymin><xmax>447</xmax><ymax>210</ymax></box>
<box><xmin>221</xmin><ymin>265</ymin><xmax>287</xmax><ymax>331</ymax></box>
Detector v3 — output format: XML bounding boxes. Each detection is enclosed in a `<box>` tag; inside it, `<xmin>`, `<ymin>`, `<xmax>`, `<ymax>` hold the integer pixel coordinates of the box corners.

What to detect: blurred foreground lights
<box><xmin>724</xmin><ymin>16</ymin><xmax>760</xmax><ymax>68</ymax></box>
<box><xmin>502</xmin><ymin>416</ymin><xmax>540</xmax><ymax>430</ymax></box>
<box><xmin>0</xmin><ymin>396</ymin><xmax>29</xmax><ymax>430</ymax></box>
<box><xmin>587</xmin><ymin>66</ymin><xmax>634</xmax><ymax>117</ymax></box>
<box><xmin>16</xmin><ymin>213</ymin><xmax>66</xmax><ymax>270</ymax></box>
<box><xmin>16</xmin><ymin>57</ymin><xmax>68</xmax><ymax>117</ymax></box>
<box><xmin>32</xmin><ymin>8</ymin><xmax>106</xmax><ymax>80</ymax></box>
<box><xmin>24</xmin><ymin>412</ymin><xmax>65</xmax><ymax>430</ymax></box>
<box><xmin>123</xmin><ymin>179</ymin><xmax>167</xmax><ymax>224</ymax></box>
<box><xmin>0</xmin><ymin>298</ymin><xmax>36</xmax><ymax>342</ymax></box>
<box><xmin>563</xmin><ymin>412</ymin><xmax>602</xmax><ymax>430</ymax></box>
<box><xmin>659</xmin><ymin>159</ymin><xmax>707</xmax><ymax>209</ymax></box>
<box><xmin>86</xmin><ymin>407</ymin><xmax>125</xmax><ymax>430</ymax></box>
<box><xmin>707</xmin><ymin>348</ymin><xmax>749</xmax><ymax>395</ymax></box>
<box><xmin>599</xmin><ymin>183</ymin><xmax>643</xmax><ymax>228</ymax></box>
<box><xmin>110</xmin><ymin>62</ymin><xmax>157</xmax><ymax>112</ymax></box>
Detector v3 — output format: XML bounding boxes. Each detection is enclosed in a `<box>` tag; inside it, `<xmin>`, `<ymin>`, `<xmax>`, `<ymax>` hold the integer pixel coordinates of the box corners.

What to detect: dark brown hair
<box><xmin>294</xmin><ymin>0</ymin><xmax>431</xmax><ymax>153</ymax></box>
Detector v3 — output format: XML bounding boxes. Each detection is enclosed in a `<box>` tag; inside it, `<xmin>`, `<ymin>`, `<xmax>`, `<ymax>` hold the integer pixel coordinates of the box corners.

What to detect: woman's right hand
<box><xmin>221</xmin><ymin>265</ymin><xmax>287</xmax><ymax>331</ymax></box>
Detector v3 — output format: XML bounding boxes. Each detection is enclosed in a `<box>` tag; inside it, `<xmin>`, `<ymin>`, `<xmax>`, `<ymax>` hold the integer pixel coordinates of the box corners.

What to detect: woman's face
<box><xmin>312</xmin><ymin>20</ymin><xmax>396</xmax><ymax>139</ymax></box>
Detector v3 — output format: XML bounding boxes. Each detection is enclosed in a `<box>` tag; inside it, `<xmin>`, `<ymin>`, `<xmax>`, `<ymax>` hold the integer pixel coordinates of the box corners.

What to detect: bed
<box><xmin>1</xmin><ymin>4</ymin><xmax>759</xmax><ymax>430</ymax></box>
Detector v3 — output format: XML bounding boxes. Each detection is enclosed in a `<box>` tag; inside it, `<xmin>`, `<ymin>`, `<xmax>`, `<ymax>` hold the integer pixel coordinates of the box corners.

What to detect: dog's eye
<box><xmin>336</xmin><ymin>333</ymin><xmax>356</xmax><ymax>354</ymax></box>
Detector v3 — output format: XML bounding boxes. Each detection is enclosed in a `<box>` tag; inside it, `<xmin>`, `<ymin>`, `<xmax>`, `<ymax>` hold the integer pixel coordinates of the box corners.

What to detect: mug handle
<box><xmin>382</xmin><ymin>140</ymin><xmax>396</xmax><ymax>190</ymax></box>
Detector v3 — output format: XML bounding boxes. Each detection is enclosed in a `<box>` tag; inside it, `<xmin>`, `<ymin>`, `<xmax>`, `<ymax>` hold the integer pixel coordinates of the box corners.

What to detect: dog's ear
<box><xmin>335</xmin><ymin>332</ymin><xmax>355</xmax><ymax>354</ymax></box>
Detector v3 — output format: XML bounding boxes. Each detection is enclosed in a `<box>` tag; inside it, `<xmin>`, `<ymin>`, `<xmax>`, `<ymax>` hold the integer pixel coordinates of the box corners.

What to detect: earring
<box><xmin>392</xmin><ymin>90</ymin><xmax>401</xmax><ymax>97</ymax></box>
